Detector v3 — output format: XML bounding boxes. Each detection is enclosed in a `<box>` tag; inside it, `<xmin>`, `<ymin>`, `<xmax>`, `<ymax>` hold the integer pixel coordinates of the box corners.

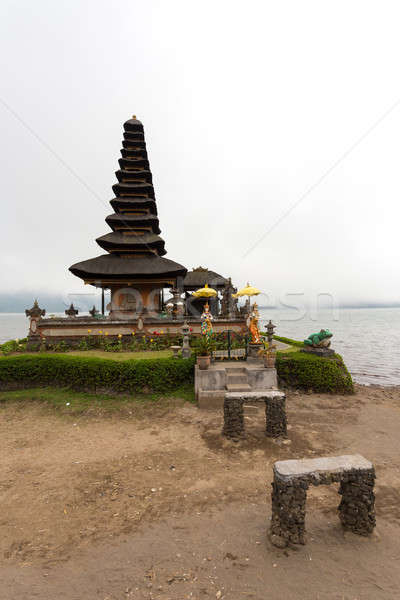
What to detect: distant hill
<box><xmin>0</xmin><ymin>293</ymin><xmax>398</xmax><ymax>313</ymax></box>
<box><xmin>0</xmin><ymin>292</ymin><xmax>110</xmax><ymax>313</ymax></box>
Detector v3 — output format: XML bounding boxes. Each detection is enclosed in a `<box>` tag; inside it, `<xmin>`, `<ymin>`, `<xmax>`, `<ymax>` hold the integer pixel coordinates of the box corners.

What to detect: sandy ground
<box><xmin>1</xmin><ymin>385</ymin><xmax>400</xmax><ymax>599</ymax></box>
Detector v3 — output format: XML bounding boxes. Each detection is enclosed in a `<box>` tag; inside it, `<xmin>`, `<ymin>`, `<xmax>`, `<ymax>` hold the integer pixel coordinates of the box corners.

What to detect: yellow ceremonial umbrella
<box><xmin>192</xmin><ymin>283</ymin><xmax>218</xmax><ymax>298</ymax></box>
<box><xmin>232</xmin><ymin>282</ymin><xmax>261</xmax><ymax>298</ymax></box>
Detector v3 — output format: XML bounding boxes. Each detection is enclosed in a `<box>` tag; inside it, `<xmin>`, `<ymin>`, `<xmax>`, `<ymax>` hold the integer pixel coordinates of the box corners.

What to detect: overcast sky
<box><xmin>1</xmin><ymin>0</ymin><xmax>399</xmax><ymax>308</ymax></box>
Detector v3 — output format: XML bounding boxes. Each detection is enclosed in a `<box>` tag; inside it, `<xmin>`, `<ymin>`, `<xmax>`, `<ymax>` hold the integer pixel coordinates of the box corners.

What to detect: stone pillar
<box><xmin>338</xmin><ymin>470</ymin><xmax>376</xmax><ymax>535</ymax></box>
<box><xmin>25</xmin><ymin>299</ymin><xmax>46</xmax><ymax>350</ymax></box>
<box><xmin>271</xmin><ymin>478</ymin><xmax>308</xmax><ymax>546</ymax></box>
<box><xmin>171</xmin><ymin>288</ymin><xmax>184</xmax><ymax>320</ymax></box>
<box><xmin>222</xmin><ymin>397</ymin><xmax>245</xmax><ymax>440</ymax></box>
<box><xmin>266</xmin><ymin>320</ymin><xmax>276</xmax><ymax>345</ymax></box>
<box><xmin>181</xmin><ymin>321</ymin><xmax>192</xmax><ymax>358</ymax></box>
<box><xmin>265</xmin><ymin>395</ymin><xmax>287</xmax><ymax>438</ymax></box>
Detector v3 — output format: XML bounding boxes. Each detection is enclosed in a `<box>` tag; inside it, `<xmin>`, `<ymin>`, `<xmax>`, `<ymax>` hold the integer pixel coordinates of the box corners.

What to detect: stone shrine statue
<box><xmin>249</xmin><ymin>303</ymin><xmax>261</xmax><ymax>344</ymax></box>
<box><xmin>200</xmin><ymin>303</ymin><xmax>213</xmax><ymax>338</ymax></box>
<box><xmin>304</xmin><ymin>329</ymin><xmax>332</xmax><ymax>348</ymax></box>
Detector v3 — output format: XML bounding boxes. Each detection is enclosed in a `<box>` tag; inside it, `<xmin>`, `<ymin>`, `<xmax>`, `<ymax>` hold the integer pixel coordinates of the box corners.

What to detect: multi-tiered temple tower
<box><xmin>69</xmin><ymin>117</ymin><xmax>187</xmax><ymax>318</ymax></box>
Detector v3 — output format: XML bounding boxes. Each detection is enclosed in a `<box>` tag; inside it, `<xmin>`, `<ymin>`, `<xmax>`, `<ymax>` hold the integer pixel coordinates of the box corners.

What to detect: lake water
<box><xmin>1</xmin><ymin>308</ymin><xmax>399</xmax><ymax>387</ymax></box>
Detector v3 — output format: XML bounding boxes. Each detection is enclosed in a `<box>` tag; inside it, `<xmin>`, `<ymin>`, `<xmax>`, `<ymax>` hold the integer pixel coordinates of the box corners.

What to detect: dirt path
<box><xmin>1</xmin><ymin>385</ymin><xmax>400</xmax><ymax>599</ymax></box>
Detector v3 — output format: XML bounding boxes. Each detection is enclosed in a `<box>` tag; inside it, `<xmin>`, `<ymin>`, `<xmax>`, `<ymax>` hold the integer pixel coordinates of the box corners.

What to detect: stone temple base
<box><xmin>33</xmin><ymin>316</ymin><xmax>246</xmax><ymax>346</ymax></box>
<box><xmin>270</xmin><ymin>455</ymin><xmax>376</xmax><ymax>547</ymax></box>
<box><xmin>195</xmin><ymin>363</ymin><xmax>278</xmax><ymax>408</ymax></box>
<box><xmin>300</xmin><ymin>346</ymin><xmax>335</xmax><ymax>358</ymax></box>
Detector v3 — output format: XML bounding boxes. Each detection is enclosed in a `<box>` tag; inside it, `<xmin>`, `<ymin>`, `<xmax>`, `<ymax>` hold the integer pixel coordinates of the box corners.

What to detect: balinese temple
<box><xmin>69</xmin><ymin>116</ymin><xmax>187</xmax><ymax>319</ymax></box>
<box><xmin>27</xmin><ymin>117</ymin><xmax>247</xmax><ymax>344</ymax></box>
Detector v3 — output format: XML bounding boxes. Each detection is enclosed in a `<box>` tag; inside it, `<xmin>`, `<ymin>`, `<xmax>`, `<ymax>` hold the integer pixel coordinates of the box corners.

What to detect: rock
<box><xmin>270</xmin><ymin>534</ymin><xmax>287</xmax><ymax>548</ymax></box>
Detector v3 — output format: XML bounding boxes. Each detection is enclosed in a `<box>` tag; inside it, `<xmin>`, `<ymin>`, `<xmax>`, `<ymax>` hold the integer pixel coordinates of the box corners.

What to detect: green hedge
<box><xmin>0</xmin><ymin>354</ymin><xmax>195</xmax><ymax>393</ymax></box>
<box><xmin>276</xmin><ymin>351</ymin><xmax>354</xmax><ymax>394</ymax></box>
<box><xmin>0</xmin><ymin>347</ymin><xmax>354</xmax><ymax>395</ymax></box>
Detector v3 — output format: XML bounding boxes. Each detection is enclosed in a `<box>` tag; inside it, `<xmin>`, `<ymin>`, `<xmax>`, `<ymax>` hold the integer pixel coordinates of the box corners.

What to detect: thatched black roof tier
<box><xmin>70</xmin><ymin>254</ymin><xmax>185</xmax><ymax>282</ymax></box>
<box><xmin>183</xmin><ymin>267</ymin><xmax>228</xmax><ymax>291</ymax></box>
<box><xmin>107</xmin><ymin>212</ymin><xmax>160</xmax><ymax>233</ymax></box>
<box><xmin>115</xmin><ymin>170</ymin><xmax>153</xmax><ymax>183</ymax></box>
<box><xmin>118</xmin><ymin>158</ymin><xmax>150</xmax><ymax>171</ymax></box>
<box><xmin>121</xmin><ymin>148</ymin><xmax>148</xmax><ymax>159</ymax></box>
<box><xmin>121</xmin><ymin>140</ymin><xmax>146</xmax><ymax>150</ymax></box>
<box><xmin>69</xmin><ymin>116</ymin><xmax>186</xmax><ymax>287</ymax></box>
<box><xmin>109</xmin><ymin>197</ymin><xmax>157</xmax><ymax>214</ymax></box>
<box><xmin>106</xmin><ymin>212</ymin><xmax>159</xmax><ymax>231</ymax></box>
<box><xmin>123</xmin><ymin>131</ymin><xmax>145</xmax><ymax>142</ymax></box>
<box><xmin>96</xmin><ymin>232</ymin><xmax>166</xmax><ymax>255</ymax></box>
<box><xmin>112</xmin><ymin>182</ymin><xmax>155</xmax><ymax>198</ymax></box>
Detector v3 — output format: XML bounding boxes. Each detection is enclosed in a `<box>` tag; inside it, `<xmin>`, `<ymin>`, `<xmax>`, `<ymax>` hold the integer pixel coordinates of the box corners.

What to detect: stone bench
<box><xmin>222</xmin><ymin>391</ymin><xmax>287</xmax><ymax>440</ymax></box>
<box><xmin>270</xmin><ymin>454</ymin><xmax>376</xmax><ymax>547</ymax></box>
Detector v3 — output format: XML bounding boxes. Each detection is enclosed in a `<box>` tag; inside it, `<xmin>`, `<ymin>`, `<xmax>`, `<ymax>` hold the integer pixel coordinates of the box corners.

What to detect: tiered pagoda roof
<box><xmin>69</xmin><ymin>117</ymin><xmax>187</xmax><ymax>285</ymax></box>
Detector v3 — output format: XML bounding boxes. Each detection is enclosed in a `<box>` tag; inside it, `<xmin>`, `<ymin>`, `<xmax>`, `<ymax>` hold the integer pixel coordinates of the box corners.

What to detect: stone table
<box><xmin>270</xmin><ymin>454</ymin><xmax>376</xmax><ymax>547</ymax></box>
<box><xmin>222</xmin><ymin>390</ymin><xmax>287</xmax><ymax>440</ymax></box>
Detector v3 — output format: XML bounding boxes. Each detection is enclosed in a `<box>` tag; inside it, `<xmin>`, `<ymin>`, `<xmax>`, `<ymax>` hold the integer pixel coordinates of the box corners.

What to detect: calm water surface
<box><xmin>1</xmin><ymin>309</ymin><xmax>399</xmax><ymax>387</ymax></box>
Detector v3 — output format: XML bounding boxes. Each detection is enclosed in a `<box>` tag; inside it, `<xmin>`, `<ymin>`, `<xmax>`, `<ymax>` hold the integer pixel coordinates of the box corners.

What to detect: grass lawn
<box><xmin>1</xmin><ymin>349</ymin><xmax>173</xmax><ymax>360</ymax></box>
<box><xmin>0</xmin><ymin>384</ymin><xmax>195</xmax><ymax>414</ymax></box>
<box><xmin>276</xmin><ymin>345</ymin><xmax>297</xmax><ymax>354</ymax></box>
<box><xmin>67</xmin><ymin>349</ymin><xmax>173</xmax><ymax>360</ymax></box>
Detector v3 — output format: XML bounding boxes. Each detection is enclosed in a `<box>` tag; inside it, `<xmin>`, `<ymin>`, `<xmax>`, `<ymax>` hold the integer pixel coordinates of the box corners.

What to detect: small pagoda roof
<box><xmin>124</xmin><ymin>117</ymin><xmax>144</xmax><ymax>132</ymax></box>
<box><xmin>183</xmin><ymin>267</ymin><xmax>229</xmax><ymax>291</ymax></box>
<box><xmin>69</xmin><ymin>254</ymin><xmax>186</xmax><ymax>281</ymax></box>
<box><xmin>96</xmin><ymin>231</ymin><xmax>166</xmax><ymax>255</ymax></box>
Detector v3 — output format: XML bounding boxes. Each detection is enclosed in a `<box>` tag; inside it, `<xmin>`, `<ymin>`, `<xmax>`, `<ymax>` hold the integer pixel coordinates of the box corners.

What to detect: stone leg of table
<box><xmin>222</xmin><ymin>397</ymin><xmax>245</xmax><ymax>440</ymax></box>
<box><xmin>265</xmin><ymin>394</ymin><xmax>287</xmax><ymax>438</ymax></box>
<box><xmin>338</xmin><ymin>470</ymin><xmax>376</xmax><ymax>535</ymax></box>
<box><xmin>270</xmin><ymin>478</ymin><xmax>308</xmax><ymax>546</ymax></box>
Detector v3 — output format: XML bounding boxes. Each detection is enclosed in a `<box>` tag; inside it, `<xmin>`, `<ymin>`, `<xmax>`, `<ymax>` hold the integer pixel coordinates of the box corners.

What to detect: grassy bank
<box><xmin>273</xmin><ymin>335</ymin><xmax>354</xmax><ymax>393</ymax></box>
<box><xmin>0</xmin><ymin>335</ymin><xmax>354</xmax><ymax>395</ymax></box>
<box><xmin>0</xmin><ymin>385</ymin><xmax>195</xmax><ymax>414</ymax></box>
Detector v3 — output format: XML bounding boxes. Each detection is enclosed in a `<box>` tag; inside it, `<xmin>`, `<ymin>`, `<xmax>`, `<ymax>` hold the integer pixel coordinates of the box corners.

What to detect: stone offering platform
<box><xmin>270</xmin><ymin>454</ymin><xmax>376</xmax><ymax>547</ymax></box>
<box><xmin>222</xmin><ymin>391</ymin><xmax>287</xmax><ymax>440</ymax></box>
<box><xmin>195</xmin><ymin>361</ymin><xmax>278</xmax><ymax>408</ymax></box>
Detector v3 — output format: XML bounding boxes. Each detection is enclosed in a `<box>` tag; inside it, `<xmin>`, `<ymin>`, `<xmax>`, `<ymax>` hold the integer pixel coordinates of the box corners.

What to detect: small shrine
<box><xmin>183</xmin><ymin>267</ymin><xmax>231</xmax><ymax>317</ymax></box>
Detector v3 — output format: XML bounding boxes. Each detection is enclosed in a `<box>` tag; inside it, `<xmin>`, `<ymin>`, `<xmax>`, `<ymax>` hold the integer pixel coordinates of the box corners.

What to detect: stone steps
<box><xmin>227</xmin><ymin>373</ymin><xmax>248</xmax><ymax>384</ymax></box>
<box><xmin>226</xmin><ymin>383</ymin><xmax>252</xmax><ymax>392</ymax></box>
<box><xmin>225</xmin><ymin>367</ymin><xmax>251</xmax><ymax>392</ymax></box>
